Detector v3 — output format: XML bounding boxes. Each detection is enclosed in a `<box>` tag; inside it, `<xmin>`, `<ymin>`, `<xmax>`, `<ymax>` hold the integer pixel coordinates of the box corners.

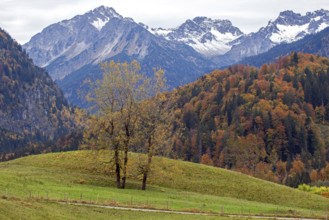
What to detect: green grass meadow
<box><xmin>0</xmin><ymin>150</ymin><xmax>328</xmax><ymax>219</ymax></box>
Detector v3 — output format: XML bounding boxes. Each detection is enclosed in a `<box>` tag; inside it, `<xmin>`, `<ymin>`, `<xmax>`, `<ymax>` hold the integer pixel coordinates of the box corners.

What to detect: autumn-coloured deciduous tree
<box><xmin>200</xmin><ymin>148</ymin><xmax>214</xmax><ymax>166</ymax></box>
<box><xmin>134</xmin><ymin>69</ymin><xmax>170</xmax><ymax>190</ymax></box>
<box><xmin>84</xmin><ymin>60</ymin><xmax>154</xmax><ymax>189</ymax></box>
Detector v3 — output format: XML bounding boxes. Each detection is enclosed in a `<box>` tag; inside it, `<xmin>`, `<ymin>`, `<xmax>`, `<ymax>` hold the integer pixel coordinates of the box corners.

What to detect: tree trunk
<box><xmin>142</xmin><ymin>172</ymin><xmax>148</xmax><ymax>190</ymax></box>
<box><xmin>114</xmin><ymin>144</ymin><xmax>121</xmax><ymax>188</ymax></box>
<box><xmin>142</xmin><ymin>137</ymin><xmax>153</xmax><ymax>190</ymax></box>
<box><xmin>197</xmin><ymin>124</ymin><xmax>202</xmax><ymax>162</ymax></box>
<box><xmin>121</xmin><ymin>148</ymin><xmax>128</xmax><ymax>189</ymax></box>
<box><xmin>121</xmin><ymin>124</ymin><xmax>130</xmax><ymax>189</ymax></box>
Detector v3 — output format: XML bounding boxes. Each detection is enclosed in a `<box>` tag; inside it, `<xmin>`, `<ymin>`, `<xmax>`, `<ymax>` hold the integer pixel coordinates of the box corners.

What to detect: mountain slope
<box><xmin>214</xmin><ymin>9</ymin><xmax>329</xmax><ymax>66</ymax></box>
<box><xmin>150</xmin><ymin>17</ymin><xmax>243</xmax><ymax>56</ymax></box>
<box><xmin>0</xmin><ymin>28</ymin><xmax>75</xmax><ymax>157</ymax></box>
<box><xmin>23</xmin><ymin>6</ymin><xmax>214</xmax><ymax>107</ymax></box>
<box><xmin>2</xmin><ymin>150</ymin><xmax>328</xmax><ymax>212</ymax></box>
<box><xmin>240</xmin><ymin>27</ymin><xmax>329</xmax><ymax>66</ymax></box>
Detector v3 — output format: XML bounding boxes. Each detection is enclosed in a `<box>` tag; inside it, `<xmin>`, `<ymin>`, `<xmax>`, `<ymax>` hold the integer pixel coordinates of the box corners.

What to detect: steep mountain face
<box><xmin>24</xmin><ymin>7</ymin><xmax>124</xmax><ymax>72</ymax></box>
<box><xmin>0</xmin><ymin>28</ymin><xmax>75</xmax><ymax>157</ymax></box>
<box><xmin>167</xmin><ymin>53</ymin><xmax>329</xmax><ymax>186</ymax></box>
<box><xmin>240</xmin><ymin>27</ymin><xmax>329</xmax><ymax>66</ymax></box>
<box><xmin>214</xmin><ymin>9</ymin><xmax>329</xmax><ymax>66</ymax></box>
<box><xmin>24</xmin><ymin>6</ymin><xmax>213</xmax><ymax>107</ymax></box>
<box><xmin>150</xmin><ymin>17</ymin><xmax>243</xmax><ymax>56</ymax></box>
<box><xmin>24</xmin><ymin>6</ymin><xmax>134</xmax><ymax>80</ymax></box>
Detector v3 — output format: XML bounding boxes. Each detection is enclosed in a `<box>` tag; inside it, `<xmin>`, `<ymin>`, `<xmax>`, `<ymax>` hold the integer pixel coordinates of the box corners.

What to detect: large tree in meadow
<box><xmin>84</xmin><ymin>60</ymin><xmax>167</xmax><ymax>189</ymax></box>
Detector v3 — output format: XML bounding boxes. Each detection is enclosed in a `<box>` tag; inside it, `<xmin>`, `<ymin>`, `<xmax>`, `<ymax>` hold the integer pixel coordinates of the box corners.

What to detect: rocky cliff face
<box><xmin>0</xmin><ymin>28</ymin><xmax>75</xmax><ymax>154</ymax></box>
<box><xmin>24</xmin><ymin>6</ymin><xmax>127</xmax><ymax>80</ymax></box>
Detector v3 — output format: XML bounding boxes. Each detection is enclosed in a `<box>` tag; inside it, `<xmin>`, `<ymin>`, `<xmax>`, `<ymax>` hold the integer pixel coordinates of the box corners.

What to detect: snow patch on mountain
<box><xmin>91</xmin><ymin>18</ymin><xmax>110</xmax><ymax>31</ymax></box>
<box><xmin>186</xmin><ymin>30</ymin><xmax>240</xmax><ymax>55</ymax></box>
<box><xmin>317</xmin><ymin>23</ymin><xmax>329</xmax><ymax>32</ymax></box>
<box><xmin>148</xmin><ymin>27</ymin><xmax>173</xmax><ymax>38</ymax></box>
<box><xmin>270</xmin><ymin>23</ymin><xmax>310</xmax><ymax>43</ymax></box>
<box><xmin>269</xmin><ymin>10</ymin><xmax>329</xmax><ymax>44</ymax></box>
<box><xmin>314</xmin><ymin>16</ymin><xmax>321</xmax><ymax>21</ymax></box>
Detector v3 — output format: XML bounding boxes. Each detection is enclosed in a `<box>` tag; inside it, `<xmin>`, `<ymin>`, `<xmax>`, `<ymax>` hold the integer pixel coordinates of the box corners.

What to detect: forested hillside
<box><xmin>0</xmin><ymin>28</ymin><xmax>79</xmax><ymax>159</ymax></box>
<box><xmin>168</xmin><ymin>52</ymin><xmax>329</xmax><ymax>186</ymax></box>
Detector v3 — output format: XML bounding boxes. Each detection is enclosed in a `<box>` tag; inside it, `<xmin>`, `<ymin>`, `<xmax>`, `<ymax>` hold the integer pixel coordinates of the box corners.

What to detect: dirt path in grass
<box><xmin>58</xmin><ymin>202</ymin><xmax>323</xmax><ymax>220</ymax></box>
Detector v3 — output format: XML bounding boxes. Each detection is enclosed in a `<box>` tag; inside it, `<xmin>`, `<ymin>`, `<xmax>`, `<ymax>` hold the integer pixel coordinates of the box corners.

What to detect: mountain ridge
<box><xmin>24</xmin><ymin>6</ymin><xmax>214</xmax><ymax>107</ymax></box>
<box><xmin>239</xmin><ymin>26</ymin><xmax>329</xmax><ymax>67</ymax></box>
<box><xmin>150</xmin><ymin>16</ymin><xmax>244</xmax><ymax>56</ymax></box>
<box><xmin>213</xmin><ymin>9</ymin><xmax>329</xmax><ymax>66</ymax></box>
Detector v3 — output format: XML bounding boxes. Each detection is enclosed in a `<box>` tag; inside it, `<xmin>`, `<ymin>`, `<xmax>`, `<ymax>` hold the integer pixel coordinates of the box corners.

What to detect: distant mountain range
<box><xmin>23</xmin><ymin>6</ymin><xmax>329</xmax><ymax>107</ymax></box>
<box><xmin>213</xmin><ymin>9</ymin><xmax>329</xmax><ymax>66</ymax></box>
<box><xmin>24</xmin><ymin>6</ymin><xmax>214</xmax><ymax>107</ymax></box>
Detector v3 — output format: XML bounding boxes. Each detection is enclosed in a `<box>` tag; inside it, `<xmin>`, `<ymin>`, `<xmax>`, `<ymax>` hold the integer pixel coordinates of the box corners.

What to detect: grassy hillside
<box><xmin>0</xmin><ymin>150</ymin><xmax>328</xmax><ymax>219</ymax></box>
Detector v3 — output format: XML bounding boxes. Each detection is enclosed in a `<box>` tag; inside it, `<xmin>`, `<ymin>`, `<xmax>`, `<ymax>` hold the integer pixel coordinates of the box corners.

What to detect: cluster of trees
<box><xmin>0</xmin><ymin>124</ymin><xmax>82</xmax><ymax>162</ymax></box>
<box><xmin>167</xmin><ymin>53</ymin><xmax>329</xmax><ymax>187</ymax></box>
<box><xmin>298</xmin><ymin>183</ymin><xmax>329</xmax><ymax>198</ymax></box>
<box><xmin>83</xmin><ymin>60</ymin><xmax>169</xmax><ymax>190</ymax></box>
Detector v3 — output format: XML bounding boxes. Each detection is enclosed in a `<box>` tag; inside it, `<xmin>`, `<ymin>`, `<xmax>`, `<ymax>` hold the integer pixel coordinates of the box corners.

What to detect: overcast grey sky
<box><xmin>1</xmin><ymin>0</ymin><xmax>329</xmax><ymax>44</ymax></box>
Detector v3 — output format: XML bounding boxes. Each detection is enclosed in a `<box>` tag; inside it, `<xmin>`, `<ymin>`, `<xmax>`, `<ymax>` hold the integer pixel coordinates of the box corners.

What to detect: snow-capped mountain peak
<box><xmin>214</xmin><ymin>9</ymin><xmax>329</xmax><ymax>67</ymax></box>
<box><xmin>23</xmin><ymin>5</ymin><xmax>132</xmax><ymax>78</ymax></box>
<box><xmin>57</xmin><ymin>6</ymin><xmax>124</xmax><ymax>32</ymax></box>
<box><xmin>151</xmin><ymin>16</ymin><xmax>244</xmax><ymax>57</ymax></box>
<box><xmin>269</xmin><ymin>9</ymin><xmax>329</xmax><ymax>43</ymax></box>
<box><xmin>85</xmin><ymin>6</ymin><xmax>123</xmax><ymax>31</ymax></box>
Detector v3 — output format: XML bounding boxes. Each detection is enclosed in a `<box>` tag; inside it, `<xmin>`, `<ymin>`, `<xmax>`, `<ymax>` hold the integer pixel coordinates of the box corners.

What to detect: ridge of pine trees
<box><xmin>167</xmin><ymin>52</ymin><xmax>329</xmax><ymax>187</ymax></box>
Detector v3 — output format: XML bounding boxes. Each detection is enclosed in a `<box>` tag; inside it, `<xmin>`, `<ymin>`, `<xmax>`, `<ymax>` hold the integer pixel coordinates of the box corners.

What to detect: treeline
<box><xmin>0</xmin><ymin>128</ymin><xmax>82</xmax><ymax>161</ymax></box>
<box><xmin>167</xmin><ymin>53</ymin><xmax>329</xmax><ymax>187</ymax></box>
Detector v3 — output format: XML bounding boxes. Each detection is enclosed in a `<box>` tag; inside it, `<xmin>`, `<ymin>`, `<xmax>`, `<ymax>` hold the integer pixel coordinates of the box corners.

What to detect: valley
<box><xmin>0</xmin><ymin>2</ymin><xmax>329</xmax><ymax>219</ymax></box>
